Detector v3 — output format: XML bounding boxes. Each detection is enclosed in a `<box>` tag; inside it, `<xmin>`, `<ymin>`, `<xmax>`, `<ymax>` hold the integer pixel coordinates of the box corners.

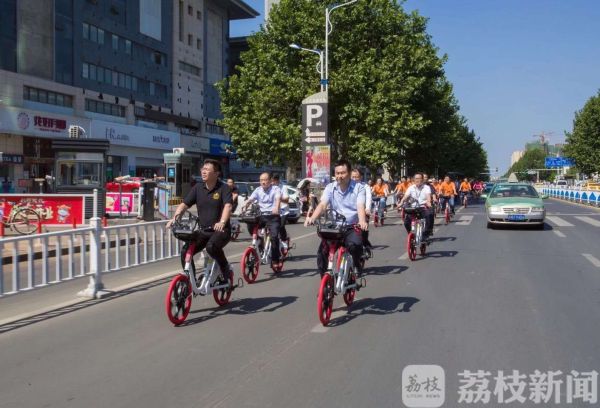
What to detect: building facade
<box><xmin>510</xmin><ymin>150</ymin><xmax>524</xmax><ymax>166</ymax></box>
<box><xmin>0</xmin><ymin>0</ymin><xmax>257</xmax><ymax>192</ymax></box>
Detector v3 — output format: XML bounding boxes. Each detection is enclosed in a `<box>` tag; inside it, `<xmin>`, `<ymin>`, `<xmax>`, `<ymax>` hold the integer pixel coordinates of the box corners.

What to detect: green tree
<box><xmin>504</xmin><ymin>148</ymin><xmax>551</xmax><ymax>181</ymax></box>
<box><xmin>564</xmin><ymin>90</ymin><xmax>600</xmax><ymax>176</ymax></box>
<box><xmin>217</xmin><ymin>0</ymin><xmax>487</xmax><ymax>177</ymax></box>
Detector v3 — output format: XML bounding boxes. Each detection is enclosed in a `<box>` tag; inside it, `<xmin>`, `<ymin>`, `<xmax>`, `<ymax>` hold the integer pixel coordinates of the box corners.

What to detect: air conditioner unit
<box><xmin>173</xmin><ymin>148</ymin><xmax>186</xmax><ymax>154</ymax></box>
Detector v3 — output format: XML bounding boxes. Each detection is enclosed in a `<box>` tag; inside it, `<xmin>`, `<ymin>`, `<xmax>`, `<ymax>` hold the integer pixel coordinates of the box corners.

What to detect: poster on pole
<box><xmin>301</xmin><ymin>91</ymin><xmax>329</xmax><ymax>179</ymax></box>
<box><xmin>305</xmin><ymin>145</ymin><xmax>331</xmax><ymax>185</ymax></box>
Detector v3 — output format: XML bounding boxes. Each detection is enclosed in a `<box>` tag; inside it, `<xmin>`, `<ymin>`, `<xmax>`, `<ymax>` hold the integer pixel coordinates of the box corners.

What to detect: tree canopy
<box><xmin>564</xmin><ymin>90</ymin><xmax>600</xmax><ymax>176</ymax></box>
<box><xmin>217</xmin><ymin>0</ymin><xmax>487</xmax><ymax>178</ymax></box>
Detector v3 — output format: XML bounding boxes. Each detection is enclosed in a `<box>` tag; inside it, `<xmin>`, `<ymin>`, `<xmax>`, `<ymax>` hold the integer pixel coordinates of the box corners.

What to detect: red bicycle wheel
<box><xmin>241</xmin><ymin>247</ymin><xmax>259</xmax><ymax>283</ymax></box>
<box><xmin>165</xmin><ymin>274</ymin><xmax>192</xmax><ymax>325</ymax></box>
<box><xmin>407</xmin><ymin>232</ymin><xmax>417</xmax><ymax>261</ymax></box>
<box><xmin>343</xmin><ymin>269</ymin><xmax>357</xmax><ymax>306</ymax></box>
<box><xmin>213</xmin><ymin>272</ymin><xmax>234</xmax><ymax>306</ymax></box>
<box><xmin>317</xmin><ymin>273</ymin><xmax>334</xmax><ymax>326</ymax></box>
<box><xmin>420</xmin><ymin>243</ymin><xmax>427</xmax><ymax>256</ymax></box>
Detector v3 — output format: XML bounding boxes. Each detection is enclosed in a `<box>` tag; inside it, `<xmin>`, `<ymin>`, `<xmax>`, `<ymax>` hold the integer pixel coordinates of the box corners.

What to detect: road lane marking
<box><xmin>553</xmin><ymin>230</ymin><xmax>566</xmax><ymax>238</ymax></box>
<box><xmin>398</xmin><ymin>252</ymin><xmax>408</xmax><ymax>260</ymax></box>
<box><xmin>575</xmin><ymin>216</ymin><xmax>600</xmax><ymax>227</ymax></box>
<box><xmin>455</xmin><ymin>215</ymin><xmax>473</xmax><ymax>226</ymax></box>
<box><xmin>546</xmin><ymin>216</ymin><xmax>574</xmax><ymax>227</ymax></box>
<box><xmin>582</xmin><ymin>254</ymin><xmax>600</xmax><ymax>268</ymax></box>
<box><xmin>311</xmin><ymin>310</ymin><xmax>346</xmax><ymax>333</ymax></box>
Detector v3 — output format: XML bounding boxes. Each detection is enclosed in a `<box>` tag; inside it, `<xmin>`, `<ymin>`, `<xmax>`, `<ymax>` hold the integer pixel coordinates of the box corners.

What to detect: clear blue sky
<box><xmin>231</xmin><ymin>0</ymin><xmax>600</xmax><ymax>174</ymax></box>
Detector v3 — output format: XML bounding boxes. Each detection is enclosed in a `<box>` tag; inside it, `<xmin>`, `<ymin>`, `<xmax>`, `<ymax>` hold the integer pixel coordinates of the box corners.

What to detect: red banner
<box><xmin>0</xmin><ymin>195</ymin><xmax>84</xmax><ymax>226</ymax></box>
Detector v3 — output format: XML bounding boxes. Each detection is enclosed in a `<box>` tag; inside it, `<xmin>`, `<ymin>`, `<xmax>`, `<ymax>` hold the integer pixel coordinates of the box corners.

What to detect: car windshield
<box><xmin>490</xmin><ymin>185</ymin><xmax>539</xmax><ymax>198</ymax></box>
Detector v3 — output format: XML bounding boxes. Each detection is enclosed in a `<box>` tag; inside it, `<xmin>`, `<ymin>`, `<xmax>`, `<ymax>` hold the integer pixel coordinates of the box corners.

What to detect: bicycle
<box><xmin>313</xmin><ymin>209</ymin><xmax>366</xmax><ymax>326</ymax></box>
<box><xmin>461</xmin><ymin>191</ymin><xmax>470</xmax><ymax>208</ymax></box>
<box><xmin>404</xmin><ymin>206</ymin><xmax>429</xmax><ymax>261</ymax></box>
<box><xmin>372</xmin><ymin>196</ymin><xmax>386</xmax><ymax>227</ymax></box>
<box><xmin>440</xmin><ymin>196</ymin><xmax>453</xmax><ymax>225</ymax></box>
<box><xmin>0</xmin><ymin>201</ymin><xmax>41</xmax><ymax>235</ymax></box>
<box><xmin>240</xmin><ymin>204</ymin><xmax>291</xmax><ymax>283</ymax></box>
<box><xmin>165</xmin><ymin>211</ymin><xmax>243</xmax><ymax>325</ymax></box>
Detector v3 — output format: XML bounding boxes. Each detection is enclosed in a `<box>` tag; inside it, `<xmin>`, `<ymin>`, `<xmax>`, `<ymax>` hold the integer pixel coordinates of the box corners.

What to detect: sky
<box><xmin>231</xmin><ymin>0</ymin><xmax>600</xmax><ymax>174</ymax></box>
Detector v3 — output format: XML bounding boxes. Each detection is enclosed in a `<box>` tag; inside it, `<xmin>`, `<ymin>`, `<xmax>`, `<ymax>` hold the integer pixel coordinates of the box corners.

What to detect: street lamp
<box><xmin>325</xmin><ymin>0</ymin><xmax>358</xmax><ymax>92</ymax></box>
<box><xmin>289</xmin><ymin>43</ymin><xmax>325</xmax><ymax>92</ymax></box>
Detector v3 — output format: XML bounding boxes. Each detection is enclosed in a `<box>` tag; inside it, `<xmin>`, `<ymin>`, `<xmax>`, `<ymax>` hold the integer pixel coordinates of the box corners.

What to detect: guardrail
<box><xmin>0</xmin><ymin>217</ymin><xmax>182</xmax><ymax>298</ymax></box>
<box><xmin>542</xmin><ymin>187</ymin><xmax>600</xmax><ymax>207</ymax></box>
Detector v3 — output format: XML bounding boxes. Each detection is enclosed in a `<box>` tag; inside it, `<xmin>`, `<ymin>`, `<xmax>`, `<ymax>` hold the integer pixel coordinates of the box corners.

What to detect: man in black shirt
<box><xmin>167</xmin><ymin>159</ymin><xmax>233</xmax><ymax>278</ymax></box>
<box><xmin>226</xmin><ymin>178</ymin><xmax>239</xmax><ymax>213</ymax></box>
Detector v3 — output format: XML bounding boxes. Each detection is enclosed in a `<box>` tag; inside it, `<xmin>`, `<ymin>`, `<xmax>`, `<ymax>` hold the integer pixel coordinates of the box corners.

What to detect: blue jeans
<box><xmin>440</xmin><ymin>196</ymin><xmax>454</xmax><ymax>213</ymax></box>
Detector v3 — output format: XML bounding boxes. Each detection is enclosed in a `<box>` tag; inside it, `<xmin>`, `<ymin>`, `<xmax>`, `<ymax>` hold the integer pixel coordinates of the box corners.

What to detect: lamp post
<box><xmin>325</xmin><ymin>0</ymin><xmax>358</xmax><ymax>92</ymax></box>
<box><xmin>289</xmin><ymin>43</ymin><xmax>324</xmax><ymax>92</ymax></box>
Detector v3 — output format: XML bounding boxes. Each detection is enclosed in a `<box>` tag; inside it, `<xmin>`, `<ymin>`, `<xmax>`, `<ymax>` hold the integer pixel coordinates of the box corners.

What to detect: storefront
<box><xmin>0</xmin><ymin>106</ymin><xmax>91</xmax><ymax>193</ymax></box>
<box><xmin>91</xmin><ymin>120</ymin><xmax>180</xmax><ymax>180</ymax></box>
<box><xmin>179</xmin><ymin>133</ymin><xmax>211</xmax><ymax>174</ymax></box>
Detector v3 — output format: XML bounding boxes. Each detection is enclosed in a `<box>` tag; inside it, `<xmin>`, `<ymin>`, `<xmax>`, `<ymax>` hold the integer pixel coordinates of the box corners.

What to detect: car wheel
<box><xmin>535</xmin><ymin>223</ymin><xmax>545</xmax><ymax>230</ymax></box>
<box><xmin>486</xmin><ymin>222</ymin><xmax>493</xmax><ymax>229</ymax></box>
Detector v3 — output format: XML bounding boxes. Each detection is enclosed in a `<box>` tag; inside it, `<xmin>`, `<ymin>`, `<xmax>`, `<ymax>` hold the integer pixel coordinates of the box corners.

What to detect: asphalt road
<box><xmin>1</xmin><ymin>199</ymin><xmax>599</xmax><ymax>408</ymax></box>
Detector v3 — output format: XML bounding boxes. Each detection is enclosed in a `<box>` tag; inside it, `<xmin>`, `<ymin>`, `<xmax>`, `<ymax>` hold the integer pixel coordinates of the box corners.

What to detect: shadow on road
<box><xmin>487</xmin><ymin>223</ymin><xmax>551</xmax><ymax>231</ymax></box>
<box><xmin>423</xmin><ymin>250</ymin><xmax>458</xmax><ymax>258</ymax></box>
<box><xmin>328</xmin><ymin>296</ymin><xmax>420</xmax><ymax>327</ymax></box>
<box><xmin>428</xmin><ymin>236</ymin><xmax>456</xmax><ymax>242</ymax></box>
<box><xmin>0</xmin><ymin>276</ymin><xmax>172</xmax><ymax>334</ymax></box>
<box><xmin>182</xmin><ymin>296</ymin><xmax>298</xmax><ymax>327</ymax></box>
<box><xmin>366</xmin><ymin>265</ymin><xmax>408</xmax><ymax>275</ymax></box>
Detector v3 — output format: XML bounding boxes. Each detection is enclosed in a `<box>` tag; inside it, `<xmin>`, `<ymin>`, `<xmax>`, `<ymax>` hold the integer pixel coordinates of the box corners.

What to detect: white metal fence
<box><xmin>0</xmin><ymin>218</ymin><xmax>182</xmax><ymax>298</ymax></box>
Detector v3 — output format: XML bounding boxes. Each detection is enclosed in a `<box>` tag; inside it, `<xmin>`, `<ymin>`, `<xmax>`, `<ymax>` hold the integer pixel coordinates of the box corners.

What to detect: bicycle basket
<box><xmin>171</xmin><ymin>212</ymin><xmax>200</xmax><ymax>242</ymax></box>
<box><xmin>316</xmin><ymin>209</ymin><xmax>347</xmax><ymax>240</ymax></box>
<box><xmin>240</xmin><ymin>203</ymin><xmax>260</xmax><ymax>223</ymax></box>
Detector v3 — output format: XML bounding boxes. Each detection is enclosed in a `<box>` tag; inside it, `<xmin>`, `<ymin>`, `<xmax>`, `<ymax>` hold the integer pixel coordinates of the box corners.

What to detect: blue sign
<box><xmin>545</xmin><ymin>157</ymin><xmax>575</xmax><ymax>168</ymax></box>
<box><xmin>209</xmin><ymin>138</ymin><xmax>235</xmax><ymax>157</ymax></box>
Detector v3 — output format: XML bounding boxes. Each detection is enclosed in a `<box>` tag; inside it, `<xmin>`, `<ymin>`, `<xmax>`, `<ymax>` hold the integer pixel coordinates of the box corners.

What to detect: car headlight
<box><xmin>531</xmin><ymin>207</ymin><xmax>544</xmax><ymax>212</ymax></box>
<box><xmin>489</xmin><ymin>206</ymin><xmax>502</xmax><ymax>212</ymax></box>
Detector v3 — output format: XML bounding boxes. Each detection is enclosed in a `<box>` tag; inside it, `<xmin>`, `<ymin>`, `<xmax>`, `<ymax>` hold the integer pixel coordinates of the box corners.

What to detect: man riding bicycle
<box><xmin>242</xmin><ymin>172</ymin><xmax>283</xmax><ymax>270</ymax></box>
<box><xmin>398</xmin><ymin>172</ymin><xmax>433</xmax><ymax>238</ymax></box>
<box><xmin>351</xmin><ymin>168</ymin><xmax>373</xmax><ymax>249</ymax></box>
<box><xmin>272</xmin><ymin>174</ymin><xmax>290</xmax><ymax>251</ymax></box>
<box><xmin>305</xmin><ymin>160</ymin><xmax>368</xmax><ymax>276</ymax></box>
<box><xmin>459</xmin><ymin>177</ymin><xmax>472</xmax><ymax>206</ymax></box>
<box><xmin>422</xmin><ymin>173</ymin><xmax>437</xmax><ymax>236</ymax></box>
<box><xmin>371</xmin><ymin>177</ymin><xmax>389</xmax><ymax>223</ymax></box>
<box><xmin>167</xmin><ymin>159</ymin><xmax>234</xmax><ymax>280</ymax></box>
<box><xmin>439</xmin><ymin>175</ymin><xmax>457</xmax><ymax>215</ymax></box>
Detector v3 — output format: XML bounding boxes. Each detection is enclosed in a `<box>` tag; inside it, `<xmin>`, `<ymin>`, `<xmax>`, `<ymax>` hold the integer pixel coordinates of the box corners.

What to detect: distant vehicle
<box><xmin>485</xmin><ymin>183</ymin><xmax>547</xmax><ymax>229</ymax></box>
<box><xmin>555</xmin><ymin>180</ymin><xmax>568</xmax><ymax>187</ymax></box>
<box><xmin>480</xmin><ymin>183</ymin><xmax>495</xmax><ymax>199</ymax></box>
<box><xmin>105</xmin><ymin>177</ymin><xmax>143</xmax><ymax>192</ymax></box>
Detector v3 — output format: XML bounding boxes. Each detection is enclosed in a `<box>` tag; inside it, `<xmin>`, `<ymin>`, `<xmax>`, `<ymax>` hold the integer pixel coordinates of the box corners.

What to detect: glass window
<box><xmin>82</xmin><ymin>63</ymin><xmax>89</xmax><ymax>78</ymax></box>
<box><xmin>196</xmin><ymin>38</ymin><xmax>201</xmax><ymax>50</ymax></box>
<box><xmin>47</xmin><ymin>92</ymin><xmax>56</xmax><ymax>105</ymax></box>
<box><xmin>132</xmin><ymin>77</ymin><xmax>137</xmax><ymax>91</ymax></box>
<box><xmin>83</xmin><ymin>23</ymin><xmax>89</xmax><ymax>39</ymax></box>
<box><xmin>98</xmin><ymin>28</ymin><xmax>104</xmax><ymax>44</ymax></box>
<box><xmin>112</xmin><ymin>71</ymin><xmax>118</xmax><ymax>85</ymax></box>
<box><xmin>118</xmin><ymin>72</ymin><xmax>125</xmax><ymax>88</ymax></box>
<box><xmin>197</xmin><ymin>10</ymin><xmax>201</xmax><ymax>20</ymax></box>
<box><xmin>149</xmin><ymin>82</ymin><xmax>155</xmax><ymax>95</ymax></box>
<box><xmin>112</xmin><ymin>34</ymin><xmax>119</xmax><ymax>50</ymax></box>
<box><xmin>111</xmin><ymin>104</ymin><xmax>121</xmax><ymax>116</ymax></box>
<box><xmin>104</xmin><ymin>68</ymin><xmax>112</xmax><ymax>84</ymax></box>
<box><xmin>96</xmin><ymin>66</ymin><xmax>103</xmax><ymax>82</ymax></box>
<box><xmin>188</xmin><ymin>34</ymin><xmax>192</xmax><ymax>46</ymax></box>
<box><xmin>125</xmin><ymin>75</ymin><xmax>132</xmax><ymax>90</ymax></box>
<box><xmin>89</xmin><ymin>64</ymin><xmax>97</xmax><ymax>80</ymax></box>
<box><xmin>37</xmin><ymin>90</ymin><xmax>47</xmax><ymax>103</ymax></box>
<box><xmin>28</xmin><ymin>88</ymin><xmax>38</xmax><ymax>102</ymax></box>
<box><xmin>188</xmin><ymin>5</ymin><xmax>193</xmax><ymax>15</ymax></box>
<box><xmin>104</xmin><ymin>102</ymin><xmax>112</xmax><ymax>115</ymax></box>
<box><xmin>125</xmin><ymin>40</ymin><xmax>131</xmax><ymax>55</ymax></box>
<box><xmin>56</xmin><ymin>94</ymin><xmax>64</xmax><ymax>106</ymax></box>
<box><xmin>65</xmin><ymin>95</ymin><xmax>73</xmax><ymax>107</ymax></box>
<box><xmin>90</xmin><ymin>25</ymin><xmax>97</xmax><ymax>42</ymax></box>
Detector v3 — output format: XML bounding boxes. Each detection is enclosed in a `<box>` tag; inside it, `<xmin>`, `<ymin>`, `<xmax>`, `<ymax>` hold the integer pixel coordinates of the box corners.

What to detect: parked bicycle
<box><xmin>0</xmin><ymin>201</ymin><xmax>41</xmax><ymax>235</ymax></box>
<box><xmin>313</xmin><ymin>209</ymin><xmax>366</xmax><ymax>326</ymax></box>
<box><xmin>239</xmin><ymin>204</ymin><xmax>292</xmax><ymax>283</ymax></box>
<box><xmin>165</xmin><ymin>211</ymin><xmax>243</xmax><ymax>325</ymax></box>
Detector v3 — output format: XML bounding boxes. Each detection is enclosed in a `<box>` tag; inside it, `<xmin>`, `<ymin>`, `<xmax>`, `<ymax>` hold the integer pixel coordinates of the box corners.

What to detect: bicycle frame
<box><xmin>410</xmin><ymin>213</ymin><xmax>426</xmax><ymax>247</ymax></box>
<box><xmin>322</xmin><ymin>233</ymin><xmax>361</xmax><ymax>295</ymax></box>
<box><xmin>182</xmin><ymin>243</ymin><xmax>230</xmax><ymax>296</ymax></box>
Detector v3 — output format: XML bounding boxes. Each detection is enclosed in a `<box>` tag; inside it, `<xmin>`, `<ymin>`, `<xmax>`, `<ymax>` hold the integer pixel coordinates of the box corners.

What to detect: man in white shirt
<box><xmin>398</xmin><ymin>172</ymin><xmax>432</xmax><ymax>237</ymax></box>
<box><xmin>272</xmin><ymin>174</ymin><xmax>290</xmax><ymax>251</ymax></box>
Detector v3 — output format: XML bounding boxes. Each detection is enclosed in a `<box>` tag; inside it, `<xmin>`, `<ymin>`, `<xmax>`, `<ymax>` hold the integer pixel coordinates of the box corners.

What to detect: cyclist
<box><xmin>226</xmin><ymin>178</ymin><xmax>239</xmax><ymax>214</ymax></box>
<box><xmin>439</xmin><ymin>175</ymin><xmax>457</xmax><ymax>215</ymax></box>
<box><xmin>397</xmin><ymin>172</ymin><xmax>432</xmax><ymax>236</ymax></box>
<box><xmin>167</xmin><ymin>159</ymin><xmax>234</xmax><ymax>280</ymax></box>
<box><xmin>372</xmin><ymin>177</ymin><xmax>389</xmax><ymax>224</ymax></box>
<box><xmin>242</xmin><ymin>172</ymin><xmax>283</xmax><ymax>270</ymax></box>
<box><xmin>351</xmin><ymin>168</ymin><xmax>373</xmax><ymax>249</ymax></box>
<box><xmin>473</xmin><ymin>179</ymin><xmax>484</xmax><ymax>198</ymax></box>
<box><xmin>272</xmin><ymin>174</ymin><xmax>290</xmax><ymax>251</ymax></box>
<box><xmin>459</xmin><ymin>177</ymin><xmax>472</xmax><ymax>206</ymax></box>
<box><xmin>422</xmin><ymin>173</ymin><xmax>437</xmax><ymax>236</ymax></box>
<box><xmin>305</xmin><ymin>160</ymin><xmax>368</xmax><ymax>276</ymax></box>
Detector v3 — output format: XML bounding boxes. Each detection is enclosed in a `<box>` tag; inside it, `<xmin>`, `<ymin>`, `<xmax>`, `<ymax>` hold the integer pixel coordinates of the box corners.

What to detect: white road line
<box><xmin>455</xmin><ymin>215</ymin><xmax>473</xmax><ymax>226</ymax></box>
<box><xmin>582</xmin><ymin>254</ymin><xmax>600</xmax><ymax>268</ymax></box>
<box><xmin>553</xmin><ymin>230</ymin><xmax>566</xmax><ymax>238</ymax></box>
<box><xmin>398</xmin><ymin>252</ymin><xmax>408</xmax><ymax>260</ymax></box>
<box><xmin>575</xmin><ymin>216</ymin><xmax>600</xmax><ymax>227</ymax></box>
<box><xmin>546</xmin><ymin>216</ymin><xmax>574</xmax><ymax>227</ymax></box>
